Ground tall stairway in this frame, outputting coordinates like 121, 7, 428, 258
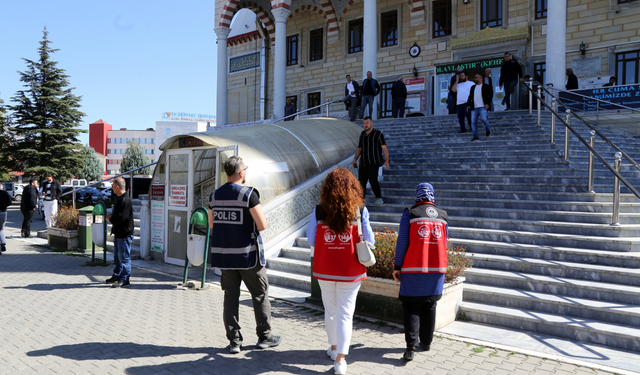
266, 110, 640, 352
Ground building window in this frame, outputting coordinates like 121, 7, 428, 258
286, 95, 298, 109
348, 19, 364, 54
616, 50, 640, 85
380, 11, 398, 48
534, 62, 546, 85
287, 35, 299, 66
433, 0, 452, 38
309, 28, 323, 62
619, 0, 638, 3
107, 149, 111, 154
307, 92, 321, 113
481, 0, 502, 29
535, 0, 547, 19
379, 82, 394, 118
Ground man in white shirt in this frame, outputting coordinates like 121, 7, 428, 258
344, 75, 360, 122
452, 71, 474, 133
466, 73, 492, 142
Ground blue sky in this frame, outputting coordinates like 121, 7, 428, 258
0, 0, 218, 146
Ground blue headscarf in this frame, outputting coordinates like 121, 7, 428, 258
415, 183, 435, 203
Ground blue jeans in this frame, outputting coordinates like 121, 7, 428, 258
359, 95, 375, 118
471, 107, 491, 138
0, 211, 6, 245
113, 234, 134, 282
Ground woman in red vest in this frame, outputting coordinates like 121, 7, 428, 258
308, 168, 375, 375
392, 183, 448, 361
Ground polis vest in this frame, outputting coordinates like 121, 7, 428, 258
401, 201, 448, 274
209, 183, 265, 270
312, 206, 367, 282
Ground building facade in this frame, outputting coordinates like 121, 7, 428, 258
106, 129, 157, 175
215, 0, 640, 123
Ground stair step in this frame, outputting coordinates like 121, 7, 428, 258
280, 246, 311, 261
266, 269, 311, 291
266, 257, 311, 274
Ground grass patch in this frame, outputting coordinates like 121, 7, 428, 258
466, 343, 472, 347
64, 251, 87, 257
82, 260, 111, 267
458, 312, 471, 322
471, 346, 485, 354
489, 350, 499, 357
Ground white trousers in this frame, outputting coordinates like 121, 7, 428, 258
318, 279, 361, 355
43, 200, 58, 227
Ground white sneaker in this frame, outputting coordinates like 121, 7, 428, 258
374, 198, 384, 204
327, 347, 337, 361
334, 361, 347, 375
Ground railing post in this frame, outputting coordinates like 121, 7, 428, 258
551, 98, 556, 143
130, 171, 134, 198
611, 152, 622, 226
325, 99, 330, 117
73, 191, 76, 209
536, 86, 542, 125
564, 109, 571, 160
588, 130, 596, 193
528, 81, 533, 115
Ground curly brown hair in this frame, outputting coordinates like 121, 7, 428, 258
319, 168, 364, 233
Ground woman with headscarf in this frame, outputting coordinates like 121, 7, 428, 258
392, 183, 448, 361
308, 168, 375, 375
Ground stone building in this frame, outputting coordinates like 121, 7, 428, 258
214, 0, 640, 124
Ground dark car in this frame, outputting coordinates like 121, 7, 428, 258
76, 187, 105, 204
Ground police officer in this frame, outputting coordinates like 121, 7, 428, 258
208, 155, 282, 354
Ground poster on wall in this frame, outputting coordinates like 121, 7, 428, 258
151, 201, 164, 253
169, 185, 187, 206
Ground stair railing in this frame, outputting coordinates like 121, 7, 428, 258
275, 99, 346, 122
523, 82, 640, 225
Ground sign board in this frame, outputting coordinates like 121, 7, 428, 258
79, 216, 92, 227
178, 137, 205, 148
405, 78, 425, 92
407, 91, 428, 112
229, 52, 260, 73
435, 57, 504, 75
161, 112, 216, 122
169, 184, 187, 206
151, 184, 165, 201
559, 84, 640, 112
150, 201, 164, 253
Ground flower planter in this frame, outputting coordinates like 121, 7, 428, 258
47, 227, 80, 251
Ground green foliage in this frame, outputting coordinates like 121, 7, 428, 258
121, 141, 152, 175
51, 206, 79, 230
7, 28, 86, 181
0, 98, 13, 177
76, 145, 104, 182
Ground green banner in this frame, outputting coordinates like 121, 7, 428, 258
436, 57, 503, 75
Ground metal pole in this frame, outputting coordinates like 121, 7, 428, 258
72, 191, 76, 209
129, 171, 134, 198
564, 110, 570, 160
611, 152, 622, 226
588, 130, 595, 193
325, 99, 330, 117
528, 81, 533, 115
536, 86, 542, 125
551, 98, 556, 143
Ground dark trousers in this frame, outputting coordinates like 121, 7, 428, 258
456, 104, 471, 132
503, 80, 518, 109
221, 263, 272, 345
21, 209, 35, 237
392, 99, 405, 118
347, 96, 358, 121
358, 164, 382, 199
401, 295, 441, 350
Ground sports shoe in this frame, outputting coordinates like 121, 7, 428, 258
486, 129, 491, 137
105, 276, 119, 284
229, 343, 241, 354
403, 350, 415, 361
327, 346, 337, 361
374, 198, 384, 204
111, 280, 130, 288
256, 335, 282, 349
471, 137, 479, 142
334, 360, 347, 375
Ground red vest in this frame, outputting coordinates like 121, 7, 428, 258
401, 202, 448, 274
312, 207, 367, 282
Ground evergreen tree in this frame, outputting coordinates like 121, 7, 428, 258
76, 145, 104, 182
121, 141, 152, 175
8, 28, 86, 182
0, 98, 12, 181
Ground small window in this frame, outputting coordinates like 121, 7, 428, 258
307, 92, 321, 113
107, 138, 111, 144
616, 50, 640, 85
534, 62, 546, 85
287, 35, 299, 66
348, 19, 364, 54
309, 28, 323, 62
380, 10, 398, 48
433, 0, 452, 38
619, 0, 638, 3
481, 0, 502, 29
535, 0, 547, 19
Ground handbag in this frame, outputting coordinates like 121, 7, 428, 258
355, 209, 376, 267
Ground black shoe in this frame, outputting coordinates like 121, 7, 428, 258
105, 276, 119, 284
471, 137, 479, 142
257, 335, 282, 349
111, 280, 130, 288
1, 244, 6, 252
420, 343, 431, 351
486, 129, 491, 137
403, 350, 415, 361
229, 343, 242, 354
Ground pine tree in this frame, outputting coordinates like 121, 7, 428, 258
8, 28, 86, 182
0, 98, 12, 181
121, 141, 152, 175
76, 145, 104, 182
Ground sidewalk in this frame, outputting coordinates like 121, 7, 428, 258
0, 227, 634, 374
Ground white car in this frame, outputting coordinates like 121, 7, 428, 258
14, 184, 26, 202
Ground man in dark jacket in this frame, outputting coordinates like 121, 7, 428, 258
359, 71, 381, 119
344, 74, 361, 122
0, 186, 11, 253
466, 73, 492, 141
566, 68, 579, 90
483, 68, 494, 111
20, 179, 39, 238
391, 76, 408, 118
499, 52, 523, 110
105, 177, 134, 288
283, 97, 296, 121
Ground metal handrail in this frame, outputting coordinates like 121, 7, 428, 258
276, 99, 345, 122
546, 85, 640, 114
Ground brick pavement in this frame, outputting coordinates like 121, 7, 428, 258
0, 236, 621, 375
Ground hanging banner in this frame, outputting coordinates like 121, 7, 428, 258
559, 84, 640, 112
151, 201, 164, 253
405, 78, 425, 92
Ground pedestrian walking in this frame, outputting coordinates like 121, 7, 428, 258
392, 183, 449, 361
20, 178, 39, 238
208, 155, 282, 354
452, 71, 473, 133
359, 71, 381, 119
41, 172, 62, 227
391, 76, 407, 118
0, 186, 11, 254
603, 76, 617, 87
352, 117, 389, 204
483, 68, 494, 111
284, 97, 297, 121
499, 52, 523, 110
344, 75, 361, 122
566, 68, 579, 90
466, 73, 492, 141
105, 177, 134, 288
307, 168, 375, 375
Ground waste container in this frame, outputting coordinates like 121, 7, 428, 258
78, 206, 94, 251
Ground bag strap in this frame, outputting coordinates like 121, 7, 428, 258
356, 208, 364, 240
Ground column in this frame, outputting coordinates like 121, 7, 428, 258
215, 26, 231, 126
545, 0, 567, 95
272, 8, 291, 120
362, 0, 378, 120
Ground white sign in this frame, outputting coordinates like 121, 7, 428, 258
151, 201, 164, 253
170, 185, 187, 206
162, 112, 216, 122
79, 215, 93, 227
405, 78, 425, 92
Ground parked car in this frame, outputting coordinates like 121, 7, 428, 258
13, 184, 26, 202
98, 187, 113, 200
1, 181, 15, 199
75, 187, 105, 204
37, 197, 44, 219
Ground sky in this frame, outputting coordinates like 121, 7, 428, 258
0, 0, 219, 146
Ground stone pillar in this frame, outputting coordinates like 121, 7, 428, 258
545, 0, 567, 94
362, 0, 378, 120
215, 26, 231, 125
272, 8, 291, 120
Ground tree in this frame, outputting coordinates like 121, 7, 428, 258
7, 28, 86, 182
121, 141, 152, 175
76, 145, 104, 182
0, 98, 13, 181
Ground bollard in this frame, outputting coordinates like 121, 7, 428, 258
588, 130, 596, 193
551, 98, 556, 143
325, 100, 330, 117
611, 152, 622, 226
536, 86, 542, 125
564, 110, 571, 160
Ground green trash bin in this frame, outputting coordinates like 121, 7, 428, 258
78, 206, 95, 251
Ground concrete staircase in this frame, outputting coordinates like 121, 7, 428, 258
266, 110, 640, 352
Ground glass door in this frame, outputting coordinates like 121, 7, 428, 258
215, 146, 238, 188
165, 150, 192, 265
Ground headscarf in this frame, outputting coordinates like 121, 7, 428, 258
414, 183, 435, 203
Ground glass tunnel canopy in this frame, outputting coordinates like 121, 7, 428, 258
153, 118, 362, 205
